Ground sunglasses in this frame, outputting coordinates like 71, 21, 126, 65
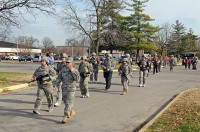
66, 62, 70, 64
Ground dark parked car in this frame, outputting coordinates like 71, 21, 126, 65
19, 56, 33, 62
118, 56, 127, 63
0, 55, 5, 61
73, 56, 81, 61
54, 54, 60, 61
98, 55, 106, 61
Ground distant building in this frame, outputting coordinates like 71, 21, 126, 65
0, 41, 42, 55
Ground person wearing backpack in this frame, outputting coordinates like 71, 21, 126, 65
78, 55, 93, 98
138, 55, 149, 87
118, 58, 131, 95
152, 53, 160, 74
101, 54, 116, 91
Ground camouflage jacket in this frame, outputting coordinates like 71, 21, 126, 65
101, 58, 116, 72
118, 64, 131, 77
56, 62, 66, 72
33, 65, 56, 85
56, 66, 79, 89
78, 61, 93, 75
89, 57, 100, 68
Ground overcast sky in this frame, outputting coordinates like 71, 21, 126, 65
12, 0, 200, 46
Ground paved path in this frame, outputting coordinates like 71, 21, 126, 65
0, 66, 200, 132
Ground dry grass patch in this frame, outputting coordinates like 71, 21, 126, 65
0, 72, 32, 88
146, 89, 200, 132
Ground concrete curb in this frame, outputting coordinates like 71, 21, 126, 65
139, 88, 199, 132
0, 83, 29, 94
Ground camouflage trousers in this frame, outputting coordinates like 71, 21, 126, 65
34, 84, 54, 110
55, 82, 62, 104
121, 76, 129, 91
62, 87, 76, 116
139, 70, 147, 85
90, 68, 99, 82
79, 76, 90, 96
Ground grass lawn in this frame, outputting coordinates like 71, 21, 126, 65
146, 89, 200, 132
0, 72, 32, 88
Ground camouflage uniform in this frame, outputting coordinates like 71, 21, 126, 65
33, 56, 56, 114
138, 56, 148, 87
56, 57, 79, 120
78, 56, 92, 98
89, 53, 100, 83
125, 53, 133, 85
54, 53, 68, 107
101, 54, 116, 90
169, 55, 175, 71
118, 58, 131, 95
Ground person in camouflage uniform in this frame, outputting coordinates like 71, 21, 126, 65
118, 58, 131, 95
78, 55, 92, 98
56, 57, 79, 123
54, 53, 68, 107
101, 54, 116, 90
32, 56, 56, 115
169, 55, 175, 71
89, 52, 100, 83
125, 53, 133, 85
138, 55, 148, 87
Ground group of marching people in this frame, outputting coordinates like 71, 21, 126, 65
183, 56, 198, 70
31, 51, 180, 123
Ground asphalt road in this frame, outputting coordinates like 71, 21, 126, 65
0, 61, 40, 73
0, 64, 200, 132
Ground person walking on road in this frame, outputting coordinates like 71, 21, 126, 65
32, 56, 56, 115
56, 57, 80, 123
152, 53, 160, 74
101, 54, 116, 90
54, 53, 68, 107
138, 55, 148, 87
89, 52, 100, 83
169, 55, 176, 71
118, 58, 132, 95
78, 55, 92, 98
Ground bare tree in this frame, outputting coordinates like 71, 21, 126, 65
0, 27, 12, 41
60, 0, 123, 55
15, 35, 39, 54
42, 37, 56, 53
156, 23, 172, 55
0, 0, 56, 28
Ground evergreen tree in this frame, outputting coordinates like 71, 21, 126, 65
171, 20, 186, 56
99, 0, 125, 53
182, 28, 199, 53
121, 0, 159, 58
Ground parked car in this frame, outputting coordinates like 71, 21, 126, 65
54, 54, 60, 61
0, 55, 5, 61
98, 55, 106, 61
5, 55, 10, 60
33, 55, 41, 62
9, 54, 19, 60
118, 56, 127, 63
73, 56, 81, 61
19, 56, 33, 62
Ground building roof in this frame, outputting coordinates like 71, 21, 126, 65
0, 41, 17, 48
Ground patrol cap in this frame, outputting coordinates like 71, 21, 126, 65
92, 52, 96, 56
66, 57, 73, 63
40, 56, 49, 63
122, 58, 128, 62
81, 55, 87, 60
107, 53, 112, 57
60, 53, 68, 58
